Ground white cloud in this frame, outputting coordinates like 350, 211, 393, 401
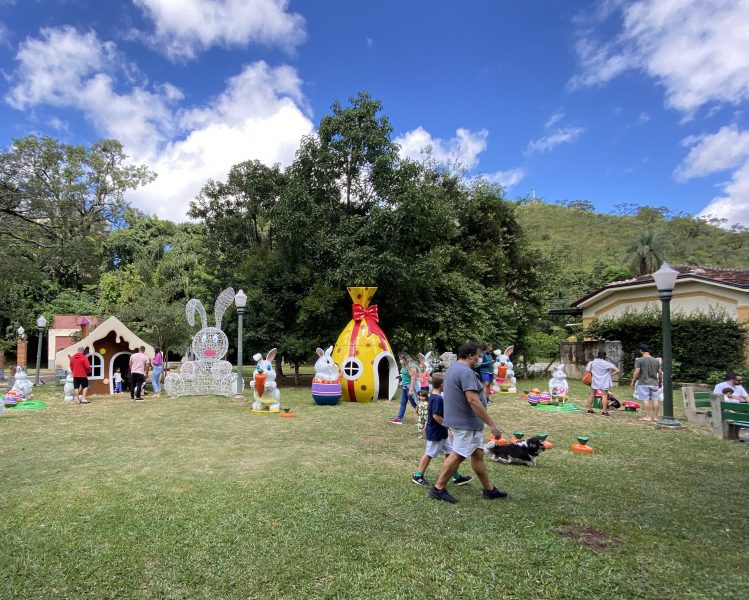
133, 0, 306, 61
571, 0, 749, 114
5, 27, 313, 220
526, 127, 585, 154
130, 62, 313, 220
6, 26, 171, 157
483, 168, 525, 188
395, 126, 488, 170
571, 0, 749, 226
545, 111, 564, 128
677, 126, 749, 226
0, 21, 9, 46
675, 126, 749, 181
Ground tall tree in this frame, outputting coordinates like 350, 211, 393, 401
625, 229, 672, 276
0, 135, 155, 288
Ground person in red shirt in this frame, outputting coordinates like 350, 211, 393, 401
69, 346, 92, 404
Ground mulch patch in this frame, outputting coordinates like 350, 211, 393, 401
558, 524, 618, 553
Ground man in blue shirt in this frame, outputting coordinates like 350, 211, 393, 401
428, 342, 507, 503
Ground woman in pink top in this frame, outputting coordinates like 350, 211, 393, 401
151, 346, 164, 398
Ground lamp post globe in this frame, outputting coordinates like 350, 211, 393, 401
233, 290, 247, 399
35, 315, 47, 385
653, 262, 681, 429
17, 326, 24, 338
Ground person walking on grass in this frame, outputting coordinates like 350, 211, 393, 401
630, 343, 662, 422
412, 372, 472, 489
428, 342, 506, 503
585, 350, 620, 416
129, 346, 150, 402
69, 346, 91, 404
389, 352, 419, 425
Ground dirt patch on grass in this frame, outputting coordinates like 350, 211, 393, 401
558, 524, 618, 553
361, 436, 383, 445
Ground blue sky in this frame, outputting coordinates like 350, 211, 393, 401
2, 0, 748, 225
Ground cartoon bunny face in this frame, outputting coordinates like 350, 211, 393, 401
191, 326, 229, 362
315, 346, 339, 380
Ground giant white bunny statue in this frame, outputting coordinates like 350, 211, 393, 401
548, 364, 569, 402
164, 288, 239, 397
11, 366, 33, 399
250, 348, 281, 412
493, 346, 517, 393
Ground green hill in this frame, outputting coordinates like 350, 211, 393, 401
515, 202, 749, 304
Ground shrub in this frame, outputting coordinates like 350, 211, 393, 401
586, 307, 746, 383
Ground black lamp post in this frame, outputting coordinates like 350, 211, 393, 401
35, 315, 47, 385
653, 263, 681, 428
233, 289, 247, 400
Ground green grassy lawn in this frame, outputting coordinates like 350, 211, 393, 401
1, 378, 748, 599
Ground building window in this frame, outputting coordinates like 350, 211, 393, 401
89, 352, 104, 379
341, 357, 363, 381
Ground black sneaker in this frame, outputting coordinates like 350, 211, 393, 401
483, 487, 508, 500
412, 475, 430, 487
453, 475, 473, 486
428, 486, 458, 503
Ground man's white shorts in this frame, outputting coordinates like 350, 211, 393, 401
636, 384, 660, 402
424, 437, 453, 458
450, 428, 485, 458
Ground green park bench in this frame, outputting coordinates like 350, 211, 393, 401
709, 395, 749, 440
681, 386, 712, 427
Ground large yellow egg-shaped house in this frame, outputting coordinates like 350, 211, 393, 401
333, 287, 399, 402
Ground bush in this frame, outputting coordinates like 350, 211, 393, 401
586, 307, 746, 383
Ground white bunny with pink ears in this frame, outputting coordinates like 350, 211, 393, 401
250, 348, 281, 412
314, 346, 340, 382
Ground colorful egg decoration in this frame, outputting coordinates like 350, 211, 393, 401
539, 391, 552, 404
333, 287, 398, 403
311, 379, 343, 406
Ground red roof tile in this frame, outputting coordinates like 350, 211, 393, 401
572, 266, 749, 307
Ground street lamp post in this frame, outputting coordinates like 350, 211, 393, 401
233, 289, 247, 400
35, 315, 47, 385
17, 326, 27, 373
653, 262, 681, 429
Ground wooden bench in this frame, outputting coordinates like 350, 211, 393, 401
681, 386, 712, 427
710, 395, 749, 440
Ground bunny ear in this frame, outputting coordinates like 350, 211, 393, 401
425, 351, 432, 362
252, 353, 263, 362
186, 299, 208, 329
325, 346, 333, 357
504, 345, 514, 357
214, 287, 235, 328
266, 348, 277, 362
316, 347, 324, 358
418, 353, 425, 362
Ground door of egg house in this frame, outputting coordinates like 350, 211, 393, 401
374, 352, 398, 400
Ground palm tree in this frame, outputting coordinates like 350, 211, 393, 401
625, 229, 672, 276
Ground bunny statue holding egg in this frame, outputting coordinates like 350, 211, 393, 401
311, 346, 342, 405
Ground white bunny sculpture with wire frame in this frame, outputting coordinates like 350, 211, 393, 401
164, 288, 239, 397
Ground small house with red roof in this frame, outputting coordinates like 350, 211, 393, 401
570, 267, 749, 329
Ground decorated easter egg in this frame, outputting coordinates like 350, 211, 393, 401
311, 380, 343, 406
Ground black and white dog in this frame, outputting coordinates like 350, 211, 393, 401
484, 436, 546, 467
